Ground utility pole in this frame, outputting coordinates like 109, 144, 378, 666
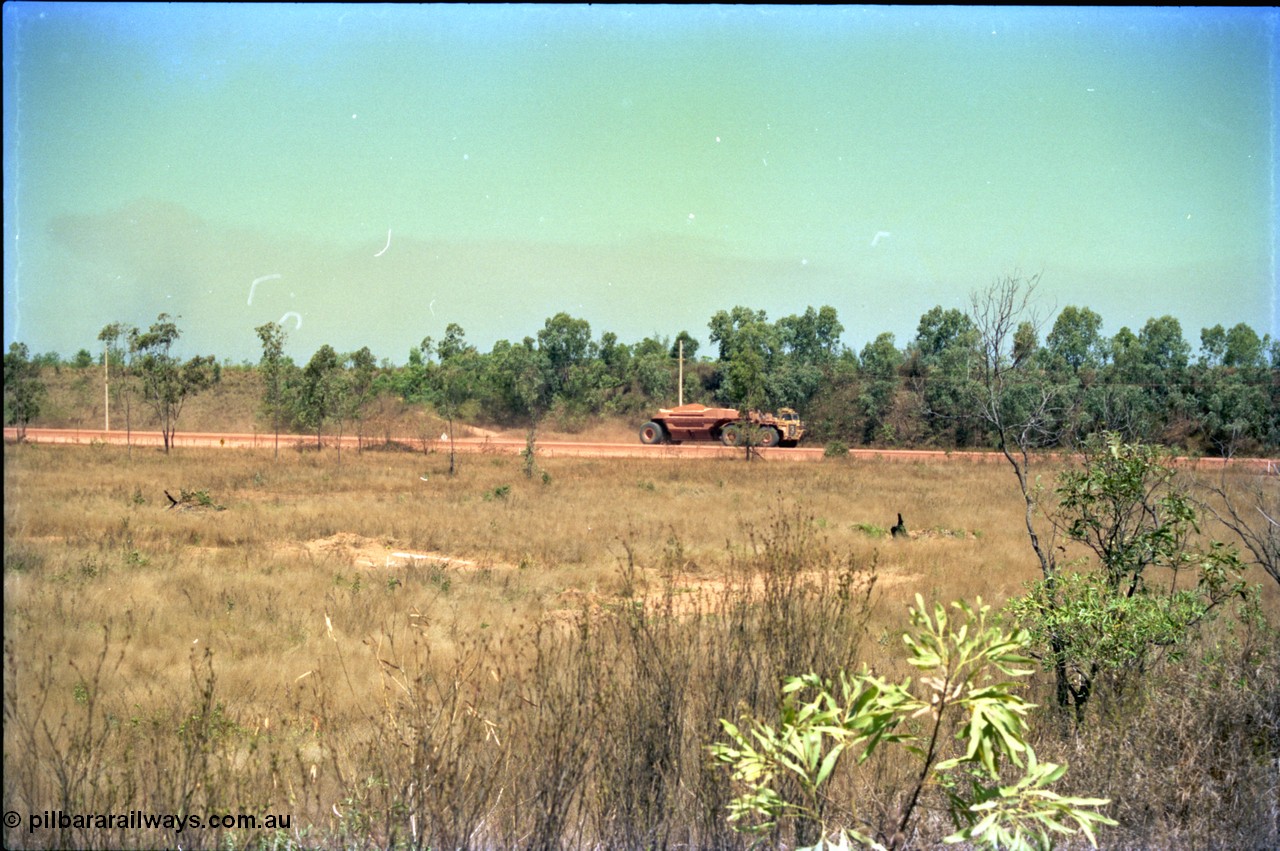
678, 338, 684, 406
103, 344, 110, 431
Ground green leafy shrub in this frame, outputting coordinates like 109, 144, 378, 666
708, 595, 1115, 850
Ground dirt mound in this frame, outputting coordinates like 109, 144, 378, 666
295, 533, 488, 570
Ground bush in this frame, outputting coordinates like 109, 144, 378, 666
709, 595, 1116, 850
824, 440, 850, 458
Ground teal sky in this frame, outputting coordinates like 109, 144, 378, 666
4, 4, 1276, 364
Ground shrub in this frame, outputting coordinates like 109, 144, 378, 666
709, 595, 1115, 850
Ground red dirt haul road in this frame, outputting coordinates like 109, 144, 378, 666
5, 427, 1278, 472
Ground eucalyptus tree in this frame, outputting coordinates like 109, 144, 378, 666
129, 314, 218, 454
434, 327, 479, 476
254, 321, 290, 458
346, 346, 378, 451
708, 306, 776, 410
296, 344, 343, 451
857, 332, 902, 443
910, 304, 980, 445
3, 342, 45, 441
1045, 305, 1105, 375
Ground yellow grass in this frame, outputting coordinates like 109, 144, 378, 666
4, 441, 1277, 849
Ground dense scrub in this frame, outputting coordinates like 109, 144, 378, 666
7, 296, 1280, 456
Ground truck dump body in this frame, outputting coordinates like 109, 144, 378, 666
653, 404, 741, 443
638, 404, 806, 447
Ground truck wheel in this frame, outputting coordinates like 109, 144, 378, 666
758, 426, 781, 447
720, 425, 742, 447
639, 421, 666, 444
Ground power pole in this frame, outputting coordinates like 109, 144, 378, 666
678, 338, 684, 406
103, 345, 110, 431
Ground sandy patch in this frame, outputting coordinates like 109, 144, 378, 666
294, 532, 501, 571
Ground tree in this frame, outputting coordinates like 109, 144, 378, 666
1088, 336, 1159, 443
858, 333, 902, 444
434, 344, 481, 476
437, 323, 474, 363
1138, 315, 1190, 375
670, 330, 700, 362
1223, 323, 1265, 368
1046, 306, 1105, 374
631, 335, 675, 405
776, 305, 844, 366
968, 275, 1092, 711
3, 342, 45, 441
969, 276, 1065, 574
295, 344, 343, 450
537, 313, 594, 399
1199, 472, 1280, 589
709, 307, 777, 410
129, 314, 218, 453
1193, 366, 1268, 457
1007, 434, 1247, 723
346, 346, 378, 451
255, 322, 289, 458
1199, 324, 1229, 368
910, 305, 980, 445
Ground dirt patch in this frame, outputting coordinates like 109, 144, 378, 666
541, 567, 917, 628
907, 527, 980, 541
294, 532, 502, 571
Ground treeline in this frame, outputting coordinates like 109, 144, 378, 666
6, 291, 1280, 456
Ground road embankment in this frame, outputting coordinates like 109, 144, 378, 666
5, 427, 1277, 472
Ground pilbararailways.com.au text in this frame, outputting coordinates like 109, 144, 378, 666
16, 809, 291, 834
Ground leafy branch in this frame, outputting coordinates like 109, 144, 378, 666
708, 595, 1115, 850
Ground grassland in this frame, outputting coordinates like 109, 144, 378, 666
4, 441, 1278, 849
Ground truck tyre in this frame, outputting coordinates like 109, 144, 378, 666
758, 426, 781, 447
720, 425, 742, 447
639, 421, 666, 445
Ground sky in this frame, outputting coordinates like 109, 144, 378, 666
3, 4, 1277, 365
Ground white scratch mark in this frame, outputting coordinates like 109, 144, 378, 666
280, 311, 302, 330
429, 299, 436, 316
374, 229, 392, 258
871, 231, 892, 247
248, 273, 282, 305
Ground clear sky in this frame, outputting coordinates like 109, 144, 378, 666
4, 4, 1276, 364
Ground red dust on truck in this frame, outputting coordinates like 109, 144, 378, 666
638, 404, 806, 448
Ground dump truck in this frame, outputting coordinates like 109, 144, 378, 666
638, 404, 806, 447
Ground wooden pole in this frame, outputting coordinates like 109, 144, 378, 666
678, 338, 684, 406
103, 345, 110, 431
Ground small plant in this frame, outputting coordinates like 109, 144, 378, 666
122, 548, 149, 569
167, 488, 226, 511
484, 484, 512, 502
522, 426, 539, 479
708, 594, 1115, 850
825, 440, 850, 458
852, 522, 887, 538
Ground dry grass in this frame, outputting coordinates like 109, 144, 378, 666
4, 442, 1278, 849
